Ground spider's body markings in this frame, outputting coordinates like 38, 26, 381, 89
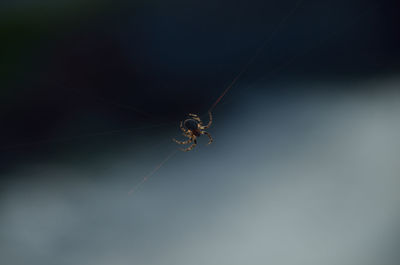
184, 119, 201, 136
173, 112, 213, 152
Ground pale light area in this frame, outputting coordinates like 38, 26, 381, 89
1, 78, 400, 265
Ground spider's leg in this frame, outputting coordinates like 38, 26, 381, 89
181, 138, 197, 152
173, 137, 193, 145
201, 112, 212, 129
174, 131, 193, 145
180, 121, 186, 132
189, 113, 202, 123
202, 131, 213, 145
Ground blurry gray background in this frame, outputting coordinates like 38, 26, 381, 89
1, 0, 400, 264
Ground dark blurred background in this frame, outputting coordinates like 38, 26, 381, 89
1, 1, 400, 264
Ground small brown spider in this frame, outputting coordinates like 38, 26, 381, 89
173, 112, 213, 152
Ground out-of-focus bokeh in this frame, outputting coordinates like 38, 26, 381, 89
1, 1, 400, 265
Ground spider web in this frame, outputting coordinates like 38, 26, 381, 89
128, 0, 381, 194
128, 0, 307, 194
4, 0, 379, 193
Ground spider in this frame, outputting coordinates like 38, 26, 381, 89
173, 112, 213, 151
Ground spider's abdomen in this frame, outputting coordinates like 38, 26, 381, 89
184, 119, 199, 131
184, 119, 200, 136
